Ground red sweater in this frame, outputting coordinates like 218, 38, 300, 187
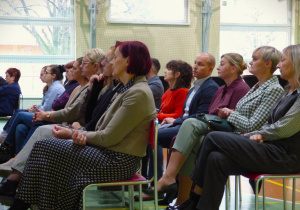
157, 88, 189, 121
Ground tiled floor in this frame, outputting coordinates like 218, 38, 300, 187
1, 176, 300, 210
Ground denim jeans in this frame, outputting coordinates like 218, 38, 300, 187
4, 111, 34, 154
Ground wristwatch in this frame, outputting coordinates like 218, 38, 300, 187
46, 112, 51, 120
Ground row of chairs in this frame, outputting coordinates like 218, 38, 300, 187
82, 118, 300, 209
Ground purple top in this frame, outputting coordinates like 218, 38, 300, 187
208, 77, 250, 115
51, 80, 79, 111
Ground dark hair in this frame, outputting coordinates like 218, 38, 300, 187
64, 61, 75, 69
48, 65, 65, 81
6, 68, 21, 82
76, 57, 83, 66
151, 58, 161, 72
115, 41, 152, 76
166, 60, 193, 89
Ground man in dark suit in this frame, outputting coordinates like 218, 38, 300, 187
140, 53, 219, 201
158, 53, 219, 148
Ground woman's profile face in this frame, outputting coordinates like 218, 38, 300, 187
217, 57, 234, 80
80, 56, 96, 79
102, 49, 114, 77
72, 61, 82, 81
277, 52, 294, 81
40, 68, 46, 83
65, 68, 74, 81
249, 50, 267, 76
164, 68, 176, 83
5, 73, 14, 84
111, 47, 128, 80
44, 67, 55, 83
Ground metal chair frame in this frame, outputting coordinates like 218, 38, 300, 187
82, 119, 159, 210
230, 173, 300, 210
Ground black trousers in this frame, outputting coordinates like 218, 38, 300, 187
191, 131, 300, 210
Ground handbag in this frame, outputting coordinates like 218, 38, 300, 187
196, 113, 234, 132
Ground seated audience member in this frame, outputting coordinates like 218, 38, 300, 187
0, 65, 65, 163
0, 48, 106, 164
0, 46, 116, 187
73, 46, 120, 132
141, 58, 164, 188
156, 60, 193, 122
146, 58, 164, 109
158, 53, 218, 149
51, 61, 79, 111
144, 46, 285, 208
2, 41, 156, 210
0, 67, 47, 142
141, 53, 218, 201
0, 68, 22, 116
143, 53, 250, 206
181, 44, 300, 210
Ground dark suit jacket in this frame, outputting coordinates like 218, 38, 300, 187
0, 82, 21, 116
173, 77, 219, 126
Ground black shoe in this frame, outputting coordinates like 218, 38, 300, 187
0, 178, 18, 197
158, 190, 178, 206
165, 205, 179, 210
143, 183, 177, 203
0, 142, 14, 164
8, 198, 30, 210
177, 191, 200, 210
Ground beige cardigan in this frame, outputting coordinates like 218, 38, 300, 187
52, 83, 89, 126
82, 76, 156, 157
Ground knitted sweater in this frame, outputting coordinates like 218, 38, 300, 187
156, 88, 189, 121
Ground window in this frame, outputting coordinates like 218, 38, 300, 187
109, 0, 189, 25
220, 0, 291, 75
0, 0, 75, 97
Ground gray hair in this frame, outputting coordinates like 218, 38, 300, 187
253, 46, 281, 73
282, 44, 300, 86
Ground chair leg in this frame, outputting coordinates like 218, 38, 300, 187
138, 184, 143, 210
283, 178, 287, 210
235, 175, 239, 210
255, 179, 261, 210
239, 175, 242, 202
128, 185, 135, 210
263, 178, 266, 210
225, 179, 229, 210
122, 185, 126, 207
292, 178, 296, 210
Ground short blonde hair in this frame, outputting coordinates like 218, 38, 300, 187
84, 48, 105, 64
253, 46, 281, 73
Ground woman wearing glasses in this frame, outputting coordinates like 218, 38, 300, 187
0, 65, 65, 163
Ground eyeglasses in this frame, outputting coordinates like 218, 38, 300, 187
44, 71, 53, 75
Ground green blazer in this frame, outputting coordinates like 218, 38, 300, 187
83, 76, 156, 157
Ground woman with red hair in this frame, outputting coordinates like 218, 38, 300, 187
6, 41, 156, 210
0, 68, 22, 116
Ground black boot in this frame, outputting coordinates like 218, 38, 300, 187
0, 178, 18, 197
0, 142, 14, 164
8, 198, 30, 210
177, 191, 200, 210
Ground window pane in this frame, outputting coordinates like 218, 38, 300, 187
221, 0, 288, 24
0, 0, 71, 18
0, 63, 58, 98
110, 0, 188, 25
0, 24, 72, 56
220, 29, 289, 75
